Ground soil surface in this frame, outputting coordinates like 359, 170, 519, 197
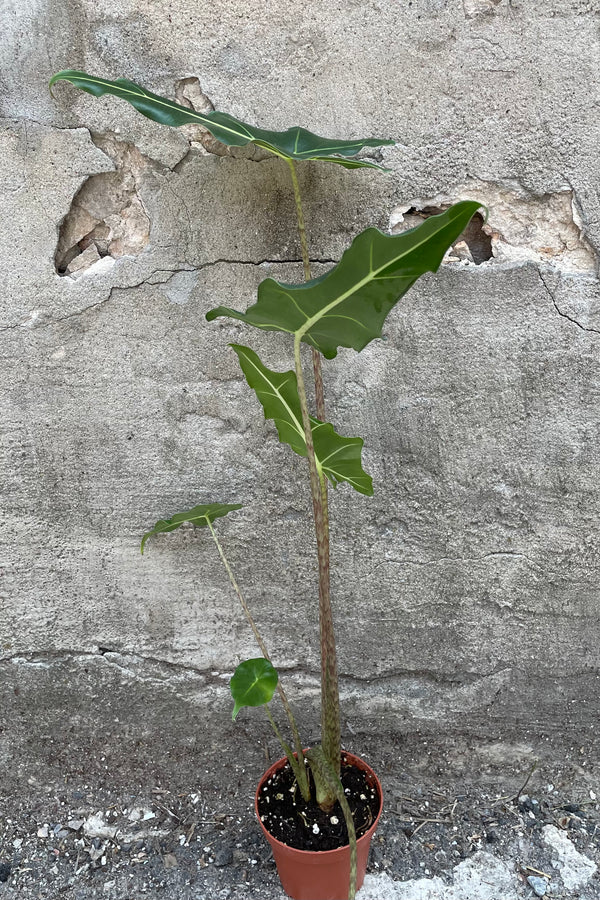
257, 754, 381, 850
0, 726, 598, 899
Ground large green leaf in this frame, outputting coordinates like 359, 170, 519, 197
230, 658, 278, 720
49, 70, 394, 170
141, 502, 242, 554
208, 202, 483, 359
231, 344, 372, 496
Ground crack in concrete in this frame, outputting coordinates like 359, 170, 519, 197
0, 270, 181, 334
338, 665, 512, 688
0, 648, 510, 689
184, 256, 337, 269
3, 115, 96, 135
537, 268, 600, 336
0, 258, 336, 333
379, 551, 538, 569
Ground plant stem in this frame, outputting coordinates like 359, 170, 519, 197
306, 747, 357, 900
288, 159, 340, 786
264, 705, 308, 790
293, 335, 341, 784
206, 519, 310, 800
286, 159, 326, 424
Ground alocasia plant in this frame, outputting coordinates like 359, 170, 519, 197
51, 69, 482, 900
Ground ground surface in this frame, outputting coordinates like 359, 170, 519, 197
1, 728, 598, 900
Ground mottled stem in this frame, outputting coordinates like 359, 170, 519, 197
286, 159, 326, 423
207, 520, 310, 800
288, 159, 340, 786
293, 335, 341, 787
306, 747, 357, 900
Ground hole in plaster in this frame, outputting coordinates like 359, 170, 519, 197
391, 181, 597, 272
393, 206, 493, 265
55, 134, 153, 277
462, 0, 502, 18
174, 77, 226, 157
174, 77, 271, 162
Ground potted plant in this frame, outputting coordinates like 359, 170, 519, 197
50, 70, 482, 900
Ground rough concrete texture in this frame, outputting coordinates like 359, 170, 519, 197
2, 0, 600, 896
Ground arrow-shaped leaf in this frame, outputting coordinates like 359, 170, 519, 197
231, 344, 372, 496
141, 502, 242, 554
208, 202, 483, 359
49, 70, 394, 170
231, 658, 279, 720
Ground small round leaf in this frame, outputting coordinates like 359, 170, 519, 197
230, 658, 278, 721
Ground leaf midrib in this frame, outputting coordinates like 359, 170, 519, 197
58, 75, 379, 160
239, 672, 264, 702
68, 74, 260, 144
238, 348, 354, 481
237, 348, 306, 444
296, 218, 464, 341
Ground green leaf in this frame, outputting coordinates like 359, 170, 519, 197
49, 70, 394, 169
208, 202, 484, 359
140, 502, 242, 554
230, 344, 372, 496
230, 658, 278, 720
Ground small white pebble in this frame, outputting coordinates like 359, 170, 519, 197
330, 816, 339, 825
591, 790, 597, 800
312, 824, 320, 834
344, 788, 350, 795
360, 794, 366, 800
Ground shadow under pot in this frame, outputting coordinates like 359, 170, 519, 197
255, 750, 383, 900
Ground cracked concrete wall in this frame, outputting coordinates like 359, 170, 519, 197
2, 0, 600, 781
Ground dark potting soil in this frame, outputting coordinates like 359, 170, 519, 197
257, 754, 381, 851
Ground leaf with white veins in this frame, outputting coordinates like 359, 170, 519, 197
141, 502, 242, 554
49, 70, 394, 170
231, 344, 372, 496
231, 658, 278, 721
207, 202, 484, 359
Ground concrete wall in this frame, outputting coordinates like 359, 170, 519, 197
2, 0, 599, 779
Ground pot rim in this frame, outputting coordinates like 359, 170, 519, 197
254, 748, 383, 857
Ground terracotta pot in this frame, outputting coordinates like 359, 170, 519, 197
255, 750, 383, 900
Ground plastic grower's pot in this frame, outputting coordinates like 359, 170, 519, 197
255, 751, 383, 900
